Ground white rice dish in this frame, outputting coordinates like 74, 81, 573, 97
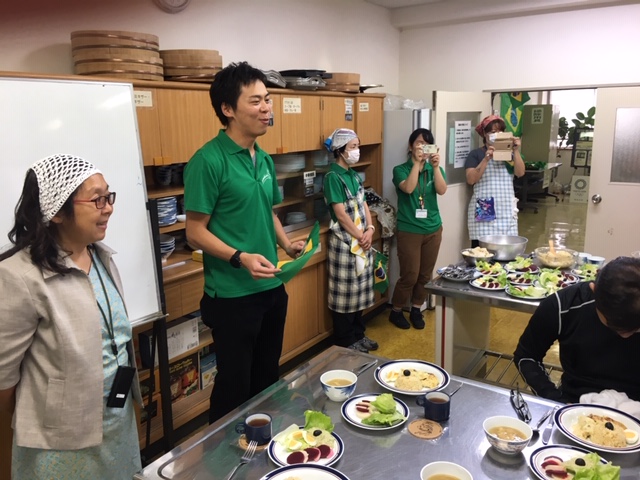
571, 414, 627, 448
386, 368, 439, 391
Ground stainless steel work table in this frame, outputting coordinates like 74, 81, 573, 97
425, 273, 541, 376
135, 346, 640, 480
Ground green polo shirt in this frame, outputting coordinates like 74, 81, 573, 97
184, 129, 282, 298
323, 163, 362, 222
393, 158, 446, 234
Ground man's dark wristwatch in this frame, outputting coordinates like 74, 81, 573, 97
230, 250, 244, 268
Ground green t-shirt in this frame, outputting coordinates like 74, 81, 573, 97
392, 158, 446, 234
183, 129, 282, 298
323, 163, 362, 222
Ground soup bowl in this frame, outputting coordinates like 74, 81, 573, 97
420, 461, 473, 480
320, 369, 357, 402
482, 415, 532, 455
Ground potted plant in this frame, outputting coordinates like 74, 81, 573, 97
560, 106, 596, 147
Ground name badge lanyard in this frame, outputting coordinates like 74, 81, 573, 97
91, 249, 119, 365
418, 169, 429, 210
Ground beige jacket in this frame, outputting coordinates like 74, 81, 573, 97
0, 243, 142, 450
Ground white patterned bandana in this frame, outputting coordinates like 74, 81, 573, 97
30, 154, 101, 222
324, 128, 358, 152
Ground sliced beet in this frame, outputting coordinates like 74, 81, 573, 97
545, 465, 568, 478
543, 455, 563, 464
541, 458, 562, 468
286, 451, 308, 465
317, 444, 334, 459
304, 447, 321, 462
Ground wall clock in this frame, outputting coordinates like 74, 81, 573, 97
153, 0, 190, 14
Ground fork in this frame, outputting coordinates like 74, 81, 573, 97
224, 440, 257, 480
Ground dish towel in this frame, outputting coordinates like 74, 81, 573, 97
351, 207, 368, 276
579, 389, 640, 419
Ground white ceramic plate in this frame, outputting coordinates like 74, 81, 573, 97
260, 464, 350, 480
469, 278, 507, 291
341, 393, 410, 431
268, 428, 343, 468
571, 267, 599, 280
474, 267, 506, 277
374, 359, 449, 396
505, 264, 540, 275
506, 273, 536, 285
555, 404, 640, 453
505, 285, 549, 300
529, 444, 608, 480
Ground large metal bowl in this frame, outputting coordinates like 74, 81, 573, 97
478, 235, 528, 261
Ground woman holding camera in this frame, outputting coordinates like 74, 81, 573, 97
388, 128, 447, 330
465, 114, 524, 248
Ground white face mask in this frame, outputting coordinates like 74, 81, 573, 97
343, 149, 360, 165
486, 133, 497, 144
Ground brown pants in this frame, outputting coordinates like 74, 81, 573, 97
391, 227, 443, 308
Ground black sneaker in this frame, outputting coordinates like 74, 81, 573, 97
360, 336, 379, 351
348, 340, 369, 353
410, 308, 425, 329
389, 309, 410, 329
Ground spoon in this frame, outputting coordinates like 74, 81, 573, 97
529, 408, 554, 444
548, 239, 556, 256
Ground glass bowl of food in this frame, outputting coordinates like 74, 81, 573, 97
534, 247, 578, 269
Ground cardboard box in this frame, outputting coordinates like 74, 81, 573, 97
139, 316, 200, 368
492, 132, 514, 161
200, 353, 217, 390
168, 352, 200, 403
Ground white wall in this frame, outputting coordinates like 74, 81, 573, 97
398, 4, 640, 102
0, 0, 400, 94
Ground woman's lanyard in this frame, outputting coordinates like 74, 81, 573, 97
90, 248, 119, 364
418, 168, 429, 210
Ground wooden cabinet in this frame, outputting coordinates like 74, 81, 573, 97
321, 95, 357, 142
356, 96, 384, 145
134, 86, 222, 166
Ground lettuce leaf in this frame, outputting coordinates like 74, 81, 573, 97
362, 410, 405, 426
565, 453, 621, 480
304, 410, 334, 433
369, 393, 397, 414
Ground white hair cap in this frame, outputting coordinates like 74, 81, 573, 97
324, 128, 358, 152
30, 154, 101, 222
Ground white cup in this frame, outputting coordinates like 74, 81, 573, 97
320, 370, 357, 402
420, 461, 473, 480
587, 255, 605, 266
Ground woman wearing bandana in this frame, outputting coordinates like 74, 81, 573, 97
465, 115, 525, 247
323, 128, 377, 353
0, 155, 141, 479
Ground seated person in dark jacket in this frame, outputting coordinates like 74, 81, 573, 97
514, 256, 640, 404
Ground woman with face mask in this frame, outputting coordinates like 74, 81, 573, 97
323, 128, 377, 353
388, 128, 447, 330
465, 115, 525, 247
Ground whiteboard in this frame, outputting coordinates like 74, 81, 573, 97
0, 76, 162, 327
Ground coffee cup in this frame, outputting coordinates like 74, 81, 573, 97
320, 369, 357, 402
235, 412, 272, 445
416, 391, 451, 422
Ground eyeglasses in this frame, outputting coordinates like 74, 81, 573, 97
73, 192, 116, 209
510, 385, 531, 423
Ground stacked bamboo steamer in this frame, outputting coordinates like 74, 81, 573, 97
321, 72, 361, 93
160, 49, 222, 83
71, 30, 163, 81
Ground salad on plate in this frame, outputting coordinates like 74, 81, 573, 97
506, 284, 549, 300
475, 260, 506, 276
505, 256, 540, 274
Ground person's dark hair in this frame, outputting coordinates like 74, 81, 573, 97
332, 145, 348, 159
209, 61, 267, 127
594, 256, 640, 332
482, 119, 506, 145
0, 169, 76, 274
409, 128, 435, 147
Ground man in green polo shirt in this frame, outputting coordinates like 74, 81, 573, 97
184, 61, 304, 424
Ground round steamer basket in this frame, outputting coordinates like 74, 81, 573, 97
165, 74, 218, 83
163, 66, 221, 77
73, 63, 164, 81
72, 47, 162, 63
71, 30, 160, 51
160, 49, 222, 66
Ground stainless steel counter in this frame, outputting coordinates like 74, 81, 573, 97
425, 273, 540, 376
135, 346, 640, 480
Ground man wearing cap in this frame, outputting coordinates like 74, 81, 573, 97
464, 115, 524, 248
184, 62, 305, 424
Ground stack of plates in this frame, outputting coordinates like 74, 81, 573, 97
312, 150, 330, 167
273, 154, 305, 173
159, 233, 176, 261
155, 165, 172, 186
285, 211, 307, 225
157, 196, 177, 226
